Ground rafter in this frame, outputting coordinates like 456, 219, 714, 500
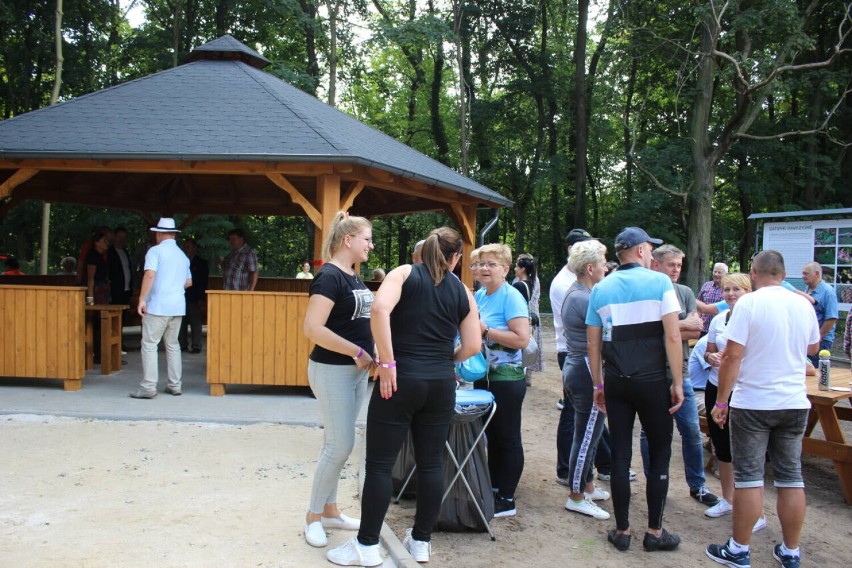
266, 173, 322, 226
0, 168, 39, 199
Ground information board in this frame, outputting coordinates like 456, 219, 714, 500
763, 219, 852, 311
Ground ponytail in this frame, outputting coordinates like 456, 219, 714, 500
421, 227, 463, 286
320, 211, 371, 262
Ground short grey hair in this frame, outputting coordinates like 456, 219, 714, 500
803, 261, 822, 274
652, 244, 684, 262
568, 240, 607, 275
713, 262, 729, 273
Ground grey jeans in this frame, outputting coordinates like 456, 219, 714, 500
139, 314, 183, 392
307, 360, 369, 513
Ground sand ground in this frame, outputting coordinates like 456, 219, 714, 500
1, 321, 851, 567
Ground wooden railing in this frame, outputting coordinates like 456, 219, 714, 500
0, 285, 86, 389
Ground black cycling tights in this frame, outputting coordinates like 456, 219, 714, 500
604, 377, 673, 531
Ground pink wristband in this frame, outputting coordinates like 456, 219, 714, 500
714, 402, 728, 409
593, 383, 604, 391
354, 347, 364, 360
379, 361, 397, 368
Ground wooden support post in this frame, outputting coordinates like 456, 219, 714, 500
313, 175, 341, 263
340, 181, 365, 212
445, 204, 477, 287
267, 173, 322, 226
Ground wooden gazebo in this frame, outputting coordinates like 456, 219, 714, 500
0, 35, 510, 394
0, 34, 510, 282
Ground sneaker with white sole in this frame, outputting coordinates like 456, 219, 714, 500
565, 497, 610, 519
597, 469, 637, 481
706, 538, 751, 567
556, 398, 565, 410
326, 536, 382, 567
403, 528, 431, 563
752, 516, 767, 533
304, 520, 327, 547
321, 513, 360, 530
584, 487, 610, 501
705, 498, 734, 518
493, 496, 517, 518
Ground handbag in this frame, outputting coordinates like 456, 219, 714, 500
522, 335, 539, 367
456, 351, 488, 382
518, 280, 540, 367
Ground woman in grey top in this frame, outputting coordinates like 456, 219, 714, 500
561, 239, 612, 520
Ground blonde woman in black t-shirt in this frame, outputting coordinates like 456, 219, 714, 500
303, 212, 375, 549
327, 227, 481, 566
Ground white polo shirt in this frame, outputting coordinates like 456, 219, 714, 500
143, 239, 191, 317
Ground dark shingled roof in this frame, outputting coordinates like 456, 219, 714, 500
0, 35, 511, 208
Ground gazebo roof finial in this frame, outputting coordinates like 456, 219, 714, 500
184, 34, 270, 69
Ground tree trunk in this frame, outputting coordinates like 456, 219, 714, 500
685, 9, 718, 290
623, 54, 637, 203
326, 0, 339, 106
41, 0, 64, 275
428, 0, 449, 166
736, 152, 754, 269
298, 0, 320, 94
573, 0, 588, 229
215, 1, 229, 37
172, 0, 185, 68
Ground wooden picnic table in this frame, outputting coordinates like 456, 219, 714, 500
804, 367, 852, 504
84, 304, 128, 375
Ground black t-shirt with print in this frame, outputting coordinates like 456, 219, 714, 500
308, 263, 374, 365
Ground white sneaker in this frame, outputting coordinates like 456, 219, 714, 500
704, 498, 733, 518
321, 513, 360, 530
584, 487, 610, 501
403, 528, 431, 563
752, 516, 767, 533
565, 498, 610, 520
326, 536, 382, 566
304, 520, 327, 547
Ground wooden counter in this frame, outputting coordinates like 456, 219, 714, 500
0, 285, 86, 390
206, 290, 312, 395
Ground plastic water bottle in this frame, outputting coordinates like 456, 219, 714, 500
818, 349, 831, 391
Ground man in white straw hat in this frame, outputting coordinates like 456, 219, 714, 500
130, 217, 192, 399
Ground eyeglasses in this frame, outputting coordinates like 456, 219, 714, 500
476, 261, 502, 269
351, 235, 373, 244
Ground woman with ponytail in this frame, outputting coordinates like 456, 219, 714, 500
327, 227, 481, 566
303, 212, 375, 549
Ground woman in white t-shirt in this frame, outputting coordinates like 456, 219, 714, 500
703, 273, 763, 528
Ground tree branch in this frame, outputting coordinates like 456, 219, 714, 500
626, 92, 689, 198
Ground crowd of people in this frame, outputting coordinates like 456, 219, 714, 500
298, 217, 843, 567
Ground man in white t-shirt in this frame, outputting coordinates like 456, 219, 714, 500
706, 250, 819, 568
130, 218, 193, 399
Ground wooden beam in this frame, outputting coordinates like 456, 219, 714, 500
366, 167, 394, 183
0, 168, 39, 199
340, 181, 365, 212
266, 173, 322, 226
0, 159, 336, 176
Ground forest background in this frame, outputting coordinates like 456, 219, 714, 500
1, 0, 850, 303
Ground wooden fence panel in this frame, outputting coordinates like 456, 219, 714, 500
206, 291, 311, 395
0, 285, 85, 389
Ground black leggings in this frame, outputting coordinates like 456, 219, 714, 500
474, 378, 526, 499
358, 379, 456, 546
605, 377, 673, 531
705, 382, 732, 462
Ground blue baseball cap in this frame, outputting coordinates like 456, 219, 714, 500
614, 227, 663, 251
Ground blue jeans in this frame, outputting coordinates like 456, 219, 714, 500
640, 377, 706, 490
